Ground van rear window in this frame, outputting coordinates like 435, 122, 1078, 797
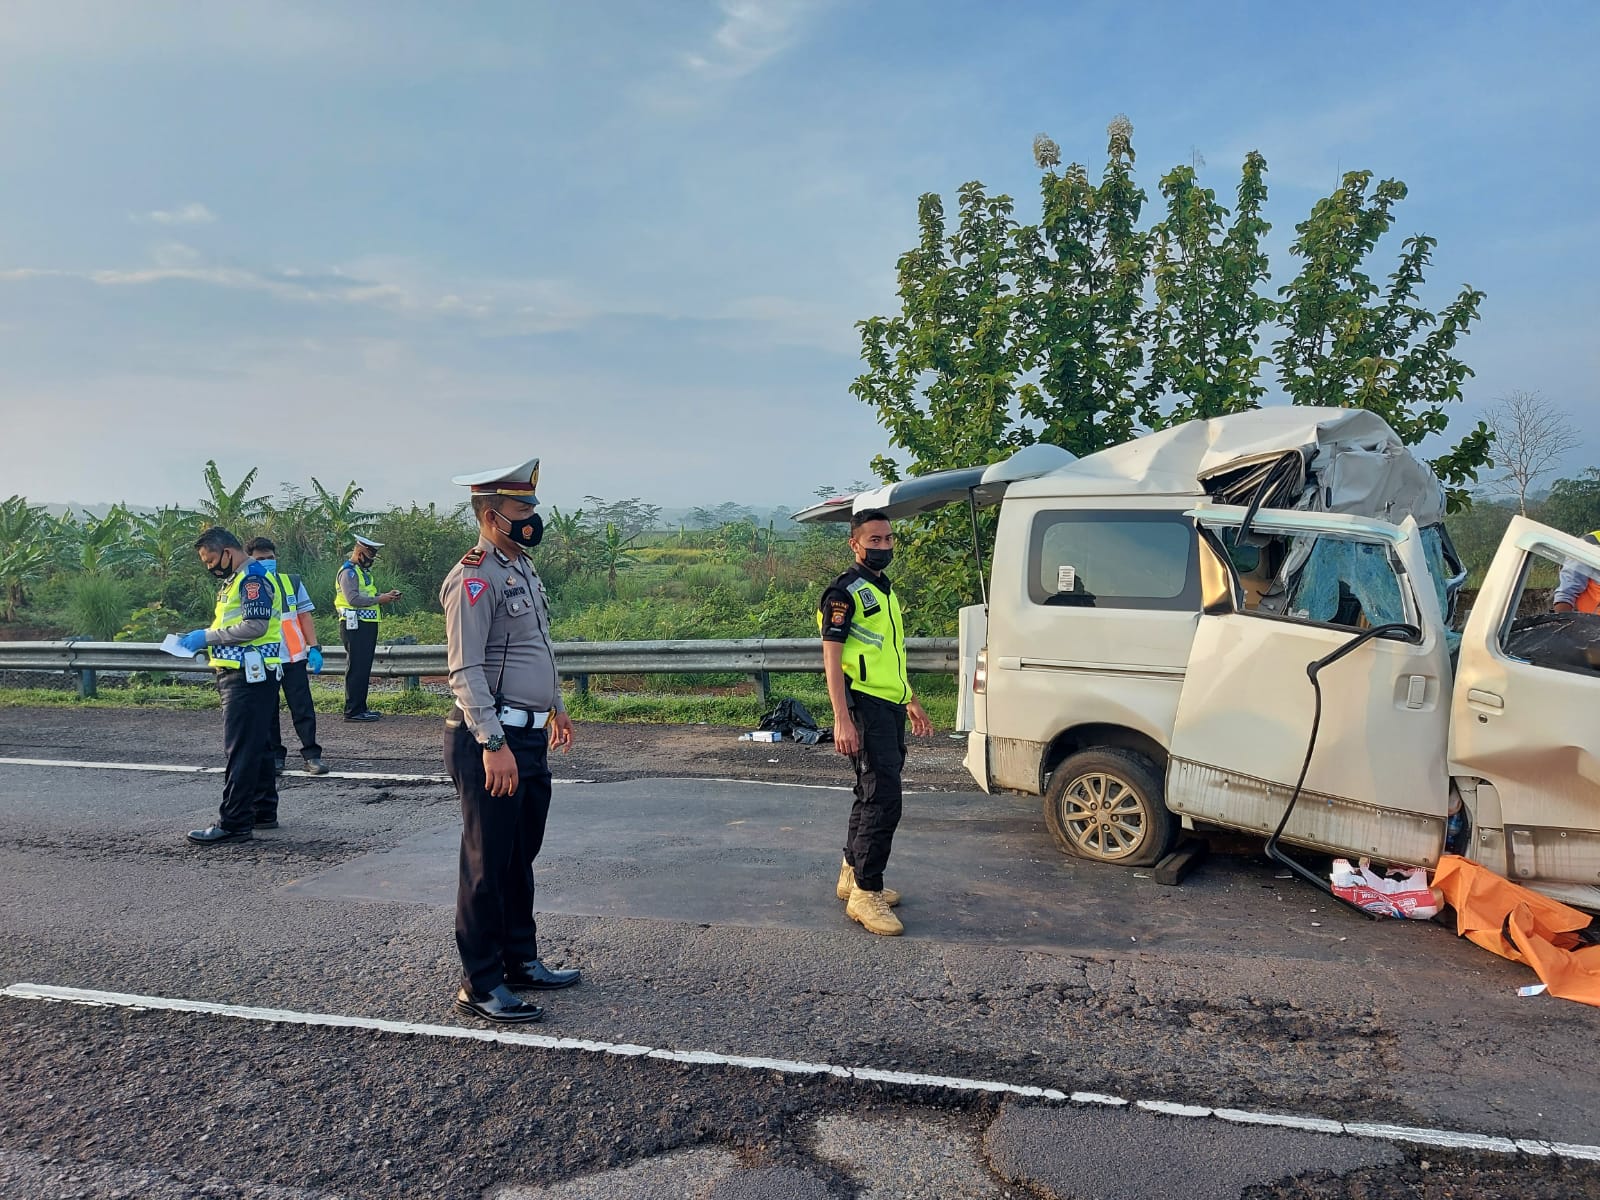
1028, 512, 1198, 610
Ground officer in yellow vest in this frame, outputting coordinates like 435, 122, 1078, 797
178, 526, 286, 845
819, 509, 932, 936
335, 534, 401, 721
1552, 531, 1600, 614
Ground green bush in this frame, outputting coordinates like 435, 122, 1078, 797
66, 576, 132, 640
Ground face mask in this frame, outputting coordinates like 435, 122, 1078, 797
255, 558, 277, 573
492, 509, 544, 548
862, 547, 894, 572
208, 558, 233, 580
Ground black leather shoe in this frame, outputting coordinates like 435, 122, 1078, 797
186, 825, 252, 845
303, 757, 329, 776
344, 712, 380, 722
505, 960, 581, 990
454, 985, 544, 1023
361, 710, 383, 721
254, 818, 279, 830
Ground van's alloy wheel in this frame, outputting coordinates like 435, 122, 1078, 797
1043, 747, 1176, 867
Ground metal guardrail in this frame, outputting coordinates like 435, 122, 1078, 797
0, 638, 960, 701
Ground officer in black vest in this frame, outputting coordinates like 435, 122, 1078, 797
441, 457, 580, 1023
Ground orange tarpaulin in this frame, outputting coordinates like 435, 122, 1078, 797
1432, 854, 1600, 1007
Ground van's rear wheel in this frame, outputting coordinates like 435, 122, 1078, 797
1043, 748, 1175, 867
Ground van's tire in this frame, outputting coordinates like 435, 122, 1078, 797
1043, 748, 1176, 867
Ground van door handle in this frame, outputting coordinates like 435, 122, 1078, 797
996, 656, 1021, 670
1467, 688, 1504, 710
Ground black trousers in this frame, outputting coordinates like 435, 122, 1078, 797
446, 721, 553, 996
340, 620, 378, 717
843, 691, 907, 892
269, 659, 322, 765
216, 667, 280, 831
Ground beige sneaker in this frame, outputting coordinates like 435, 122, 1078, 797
836, 858, 900, 906
846, 884, 905, 936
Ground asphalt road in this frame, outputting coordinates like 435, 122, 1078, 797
2, 708, 1599, 1199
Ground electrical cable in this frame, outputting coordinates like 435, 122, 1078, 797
1264, 621, 1424, 919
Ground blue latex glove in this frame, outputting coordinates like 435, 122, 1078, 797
178, 629, 209, 653
307, 646, 324, 674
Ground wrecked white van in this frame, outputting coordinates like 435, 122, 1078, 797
798, 407, 1600, 909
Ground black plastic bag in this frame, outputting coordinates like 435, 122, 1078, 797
758, 697, 832, 745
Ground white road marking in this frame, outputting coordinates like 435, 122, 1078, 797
0, 757, 591, 785
5, 981, 1594, 1162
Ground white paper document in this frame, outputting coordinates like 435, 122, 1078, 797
161, 634, 202, 659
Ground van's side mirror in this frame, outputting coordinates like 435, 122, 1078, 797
1197, 531, 1237, 616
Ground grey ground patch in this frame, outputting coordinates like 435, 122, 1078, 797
0, 1148, 345, 1200
703, 1164, 836, 1200
983, 1104, 1404, 1200
810, 1111, 1014, 1199
492, 1146, 745, 1199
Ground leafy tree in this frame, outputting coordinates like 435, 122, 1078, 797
310, 478, 377, 553
264, 485, 329, 566
1539, 469, 1600, 539
581, 497, 661, 541
1139, 154, 1273, 425
593, 521, 638, 599
1273, 171, 1489, 509
850, 123, 1495, 627
127, 506, 197, 597
0, 495, 52, 621
59, 507, 135, 577
197, 461, 272, 532
537, 505, 595, 588
1483, 390, 1580, 515
369, 503, 476, 613
1024, 115, 1151, 455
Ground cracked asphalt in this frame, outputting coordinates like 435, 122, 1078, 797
2, 707, 1599, 1199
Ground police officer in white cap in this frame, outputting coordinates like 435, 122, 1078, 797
441, 457, 579, 1023
335, 534, 400, 721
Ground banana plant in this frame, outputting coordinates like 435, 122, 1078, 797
310, 478, 377, 555
197, 460, 272, 532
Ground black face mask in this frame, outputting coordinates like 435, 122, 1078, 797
207, 555, 233, 579
492, 509, 544, 548
862, 547, 893, 572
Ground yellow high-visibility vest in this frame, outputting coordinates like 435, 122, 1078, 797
818, 573, 909, 704
335, 561, 381, 625
207, 570, 284, 670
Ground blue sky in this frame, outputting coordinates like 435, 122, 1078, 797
1, 0, 1594, 514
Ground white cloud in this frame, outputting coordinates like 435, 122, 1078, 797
139, 202, 217, 226
682, 0, 821, 79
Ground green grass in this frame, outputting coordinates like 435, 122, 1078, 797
0, 672, 962, 728
0, 684, 222, 711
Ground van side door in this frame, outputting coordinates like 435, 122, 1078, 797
1167, 508, 1452, 866
1450, 516, 1600, 890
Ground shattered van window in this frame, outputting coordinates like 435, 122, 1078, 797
1279, 535, 1406, 628
1028, 511, 1198, 611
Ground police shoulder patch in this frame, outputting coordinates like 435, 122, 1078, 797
242, 579, 263, 602
826, 598, 850, 627
463, 577, 488, 606
460, 547, 487, 567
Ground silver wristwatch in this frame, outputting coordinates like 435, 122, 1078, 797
482, 733, 506, 752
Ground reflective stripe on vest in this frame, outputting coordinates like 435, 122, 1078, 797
274, 572, 309, 662
207, 571, 284, 670
335, 562, 381, 623
817, 573, 908, 704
